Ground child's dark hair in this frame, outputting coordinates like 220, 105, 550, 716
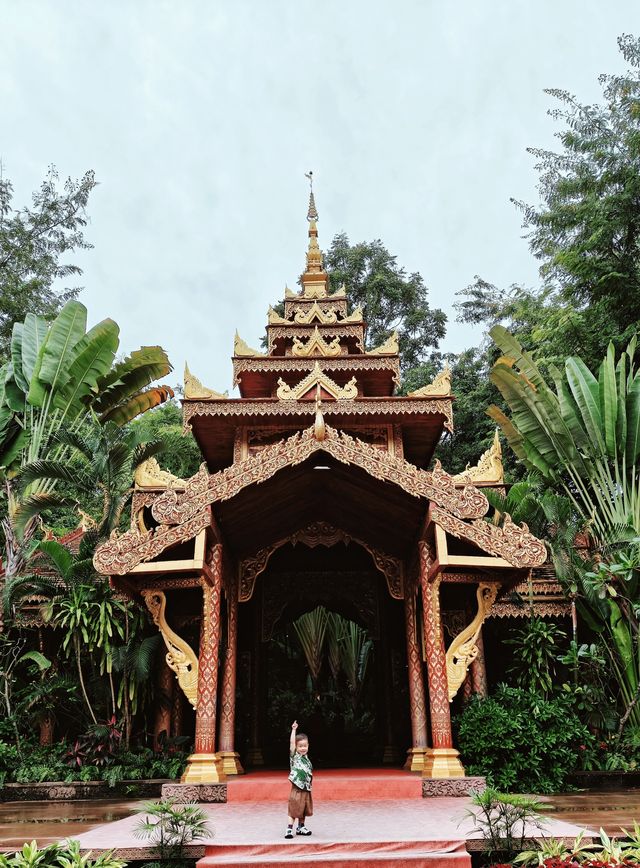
295, 732, 309, 744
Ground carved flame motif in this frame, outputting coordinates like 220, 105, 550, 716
276, 363, 358, 400
445, 583, 498, 701
234, 331, 264, 357
141, 590, 198, 707
293, 302, 338, 325
134, 458, 185, 489
367, 331, 399, 355
408, 364, 452, 398
184, 363, 228, 400
292, 327, 342, 357
452, 429, 503, 485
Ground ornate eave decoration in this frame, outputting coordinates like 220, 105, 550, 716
239, 521, 403, 602
330, 283, 347, 299
284, 285, 297, 298
233, 354, 401, 388
430, 505, 548, 569
453, 429, 503, 485
267, 306, 292, 325
341, 306, 363, 323
292, 327, 342, 357
183, 394, 454, 432
408, 364, 452, 398
184, 363, 228, 400
293, 301, 338, 325
276, 362, 358, 400
135, 458, 186, 490
446, 583, 498, 701
234, 331, 265, 357
367, 331, 399, 355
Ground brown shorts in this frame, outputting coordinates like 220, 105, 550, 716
287, 783, 313, 819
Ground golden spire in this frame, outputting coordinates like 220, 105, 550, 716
301, 171, 329, 298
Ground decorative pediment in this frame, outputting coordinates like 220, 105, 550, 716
267, 306, 291, 325
453, 430, 503, 485
276, 362, 358, 400
234, 331, 265, 357
294, 302, 338, 325
330, 283, 347, 299
184, 363, 228, 400
135, 458, 186, 489
367, 330, 399, 355
408, 364, 452, 398
284, 285, 297, 298
292, 327, 342, 357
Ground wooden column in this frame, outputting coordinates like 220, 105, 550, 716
246, 598, 264, 766
403, 583, 428, 772
218, 575, 244, 774
181, 545, 226, 783
153, 658, 174, 749
470, 626, 488, 697
380, 631, 400, 764
419, 541, 465, 779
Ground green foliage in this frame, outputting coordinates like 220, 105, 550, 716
455, 685, 592, 792
505, 617, 567, 697
0, 839, 125, 868
0, 167, 98, 361
466, 787, 545, 859
292, 606, 329, 686
133, 799, 211, 865
324, 233, 447, 374
130, 401, 202, 479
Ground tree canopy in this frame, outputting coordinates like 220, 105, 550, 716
0, 167, 97, 359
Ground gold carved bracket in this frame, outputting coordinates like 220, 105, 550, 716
142, 590, 199, 707
408, 364, 452, 398
445, 583, 498, 701
292, 327, 342, 357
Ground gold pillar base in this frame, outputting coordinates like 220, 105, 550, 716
218, 750, 245, 775
422, 747, 466, 779
403, 746, 427, 772
245, 747, 264, 767
180, 752, 227, 784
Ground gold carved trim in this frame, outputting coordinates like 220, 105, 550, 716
330, 283, 347, 298
276, 362, 358, 400
234, 331, 265, 357
431, 506, 548, 568
233, 355, 401, 388
292, 327, 342, 357
445, 583, 498, 701
239, 520, 403, 602
452, 429, 503, 485
341, 306, 363, 324
294, 301, 338, 325
142, 590, 198, 707
183, 395, 453, 432
284, 285, 296, 298
134, 458, 186, 490
408, 364, 452, 398
367, 330, 399, 355
267, 306, 291, 325
184, 363, 228, 400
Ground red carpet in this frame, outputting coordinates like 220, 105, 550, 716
227, 768, 422, 802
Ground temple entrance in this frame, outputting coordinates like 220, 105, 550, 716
236, 541, 410, 768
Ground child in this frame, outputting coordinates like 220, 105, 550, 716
285, 719, 313, 839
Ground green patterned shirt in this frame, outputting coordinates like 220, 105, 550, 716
289, 750, 313, 791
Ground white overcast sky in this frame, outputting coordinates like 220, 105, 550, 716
1, 1, 638, 392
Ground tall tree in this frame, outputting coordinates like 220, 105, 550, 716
324, 234, 447, 374
0, 167, 97, 358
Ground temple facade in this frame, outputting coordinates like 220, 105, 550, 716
94, 189, 552, 796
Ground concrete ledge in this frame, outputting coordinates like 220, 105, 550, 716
422, 776, 486, 797
0, 779, 168, 801
161, 782, 227, 803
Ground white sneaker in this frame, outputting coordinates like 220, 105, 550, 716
285, 827, 294, 839
296, 825, 312, 836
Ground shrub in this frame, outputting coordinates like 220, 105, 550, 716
0, 840, 125, 867
455, 685, 592, 792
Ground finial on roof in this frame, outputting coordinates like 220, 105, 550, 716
305, 171, 318, 222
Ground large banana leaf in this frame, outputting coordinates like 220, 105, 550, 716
37, 300, 87, 392
100, 385, 175, 425
11, 323, 29, 393
21, 313, 48, 385
93, 347, 172, 414
53, 319, 120, 417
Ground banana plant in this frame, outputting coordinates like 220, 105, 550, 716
292, 606, 329, 688
0, 299, 173, 583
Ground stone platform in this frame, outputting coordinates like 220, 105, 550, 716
71, 770, 591, 868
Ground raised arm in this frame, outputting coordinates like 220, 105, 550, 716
289, 720, 298, 754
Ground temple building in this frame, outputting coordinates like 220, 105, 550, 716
93, 189, 557, 798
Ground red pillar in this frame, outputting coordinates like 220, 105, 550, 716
218, 574, 244, 774
181, 545, 226, 783
470, 626, 488, 697
419, 541, 465, 778
403, 580, 428, 772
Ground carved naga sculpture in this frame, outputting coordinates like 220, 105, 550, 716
142, 590, 199, 707
445, 583, 498, 701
